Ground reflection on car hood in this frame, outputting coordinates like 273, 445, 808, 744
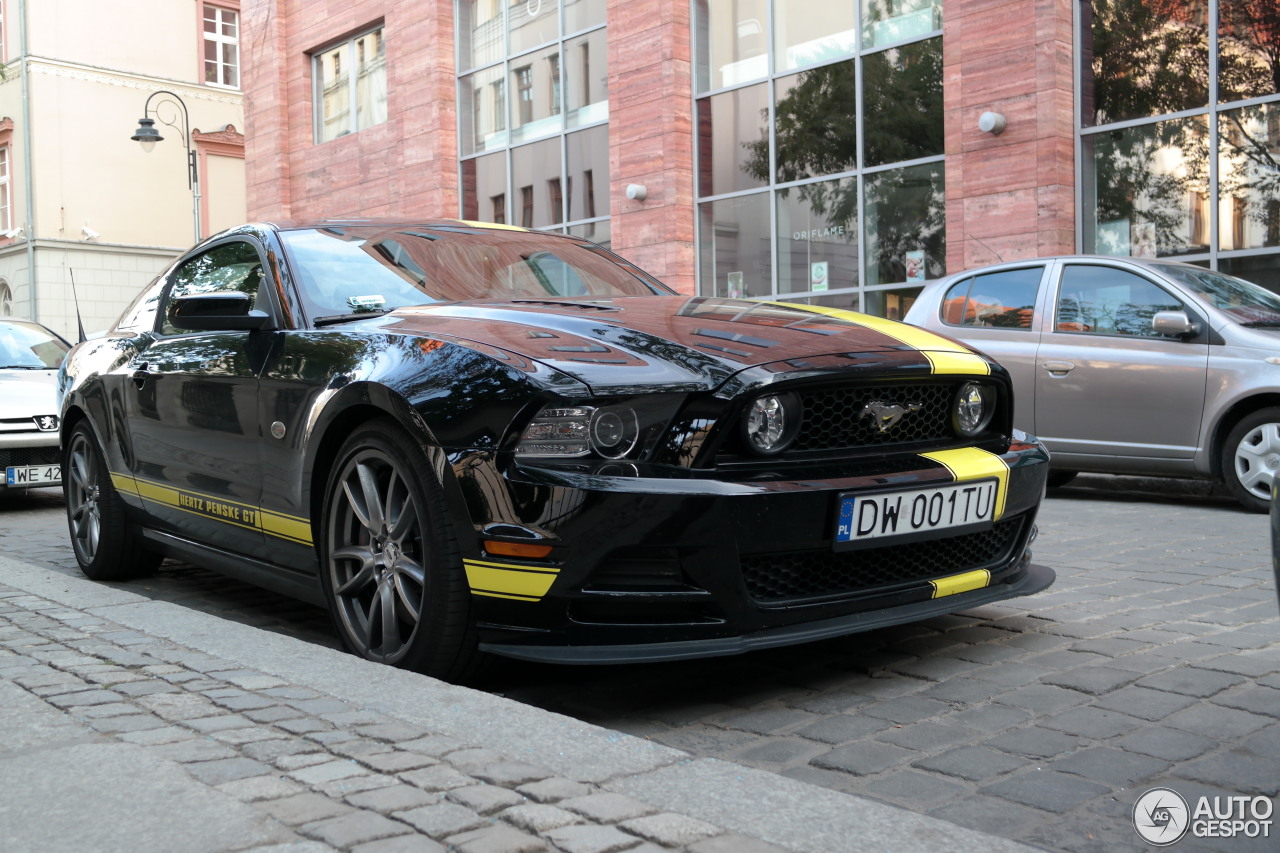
0, 369, 60, 419
379, 296, 983, 392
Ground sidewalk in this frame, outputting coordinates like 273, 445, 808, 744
0, 554, 1040, 853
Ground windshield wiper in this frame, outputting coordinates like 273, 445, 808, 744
0, 364, 51, 369
311, 309, 393, 327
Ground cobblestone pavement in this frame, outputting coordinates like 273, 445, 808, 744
2, 477, 1278, 853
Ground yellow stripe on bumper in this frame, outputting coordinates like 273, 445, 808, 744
770, 302, 991, 375
919, 447, 1010, 520
464, 559, 559, 602
930, 569, 992, 599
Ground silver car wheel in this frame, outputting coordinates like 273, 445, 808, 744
1232, 421, 1280, 501
327, 448, 428, 664
66, 431, 103, 562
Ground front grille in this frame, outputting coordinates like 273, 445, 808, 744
0, 446, 61, 468
793, 382, 954, 451
742, 516, 1025, 604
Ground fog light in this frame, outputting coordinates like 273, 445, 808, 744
743, 392, 801, 455
954, 382, 995, 437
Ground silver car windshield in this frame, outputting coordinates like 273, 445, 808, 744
1155, 264, 1280, 327
0, 320, 70, 369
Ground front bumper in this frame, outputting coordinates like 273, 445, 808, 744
454, 438, 1053, 663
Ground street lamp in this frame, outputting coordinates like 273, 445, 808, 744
131, 90, 203, 243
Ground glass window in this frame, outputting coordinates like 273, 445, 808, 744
1219, 103, 1280, 252
0, 147, 9, 234
1220, 254, 1280, 296
460, 66, 508, 155
1082, 0, 1208, 127
698, 193, 771, 299
1055, 265, 1184, 336
774, 3, 856, 73
1158, 262, 1280, 324
773, 62, 858, 183
862, 286, 920, 321
694, 0, 768, 92
1218, 0, 1280, 104
458, 0, 504, 71
564, 0, 605, 34
566, 125, 608, 225
510, 46, 564, 144
942, 267, 1042, 329
315, 28, 387, 143
202, 5, 240, 88
697, 83, 769, 197
1083, 116, 1209, 258
864, 162, 945, 286
566, 29, 608, 128
163, 242, 264, 335
861, 0, 941, 49
461, 153, 507, 223
512, 139, 561, 229
509, 0, 561, 55
863, 38, 943, 167
0, 319, 70, 368
775, 179, 858, 295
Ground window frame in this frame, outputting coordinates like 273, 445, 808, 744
312, 25, 388, 144
201, 3, 241, 89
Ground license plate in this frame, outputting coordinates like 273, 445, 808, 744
5, 465, 62, 486
835, 479, 996, 549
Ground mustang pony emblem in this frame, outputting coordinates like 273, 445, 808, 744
861, 401, 922, 433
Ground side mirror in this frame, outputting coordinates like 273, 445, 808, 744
169, 292, 274, 331
1152, 310, 1197, 338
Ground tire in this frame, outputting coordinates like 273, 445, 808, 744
1045, 469, 1078, 488
1222, 407, 1280, 513
320, 418, 479, 681
62, 421, 162, 580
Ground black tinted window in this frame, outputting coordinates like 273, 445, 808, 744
162, 242, 264, 335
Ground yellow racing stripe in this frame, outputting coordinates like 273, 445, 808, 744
919, 447, 1010, 520
463, 558, 559, 602
769, 302, 991, 375
111, 471, 312, 544
930, 569, 992, 599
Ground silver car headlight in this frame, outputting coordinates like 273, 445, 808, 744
743, 392, 802, 455
953, 382, 996, 437
516, 398, 664, 460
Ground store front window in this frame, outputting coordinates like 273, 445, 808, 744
457, 0, 610, 244
694, 1, 944, 315
1080, 0, 1280, 292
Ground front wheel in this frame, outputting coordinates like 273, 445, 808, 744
320, 419, 479, 681
1222, 408, 1280, 513
63, 421, 161, 580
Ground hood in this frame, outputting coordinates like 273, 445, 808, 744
0, 369, 60, 420
378, 296, 986, 394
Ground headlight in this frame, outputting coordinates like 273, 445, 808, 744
742, 392, 802, 455
953, 382, 995, 437
517, 404, 641, 458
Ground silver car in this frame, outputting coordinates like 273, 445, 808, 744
904, 256, 1280, 512
0, 318, 69, 489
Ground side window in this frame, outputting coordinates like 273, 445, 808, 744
113, 277, 167, 334
161, 241, 264, 335
1056, 266, 1184, 337
941, 267, 1041, 329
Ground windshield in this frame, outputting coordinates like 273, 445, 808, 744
280, 224, 670, 323
1156, 264, 1280, 326
0, 320, 70, 368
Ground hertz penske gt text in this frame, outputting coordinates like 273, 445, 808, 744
58, 220, 1054, 680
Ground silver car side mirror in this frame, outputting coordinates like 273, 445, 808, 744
1152, 310, 1197, 337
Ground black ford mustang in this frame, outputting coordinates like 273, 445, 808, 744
59, 220, 1054, 680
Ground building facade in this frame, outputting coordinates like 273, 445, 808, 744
0, 0, 246, 338
241, 0, 1279, 314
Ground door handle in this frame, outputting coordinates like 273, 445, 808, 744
131, 363, 152, 388
1042, 360, 1075, 376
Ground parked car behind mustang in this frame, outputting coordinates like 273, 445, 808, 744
906, 256, 1280, 511
58, 220, 1054, 681
1, 318, 70, 490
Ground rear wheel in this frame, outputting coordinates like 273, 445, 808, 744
1222, 408, 1280, 513
63, 421, 161, 580
320, 419, 479, 681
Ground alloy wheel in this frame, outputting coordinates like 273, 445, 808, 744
66, 431, 103, 563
